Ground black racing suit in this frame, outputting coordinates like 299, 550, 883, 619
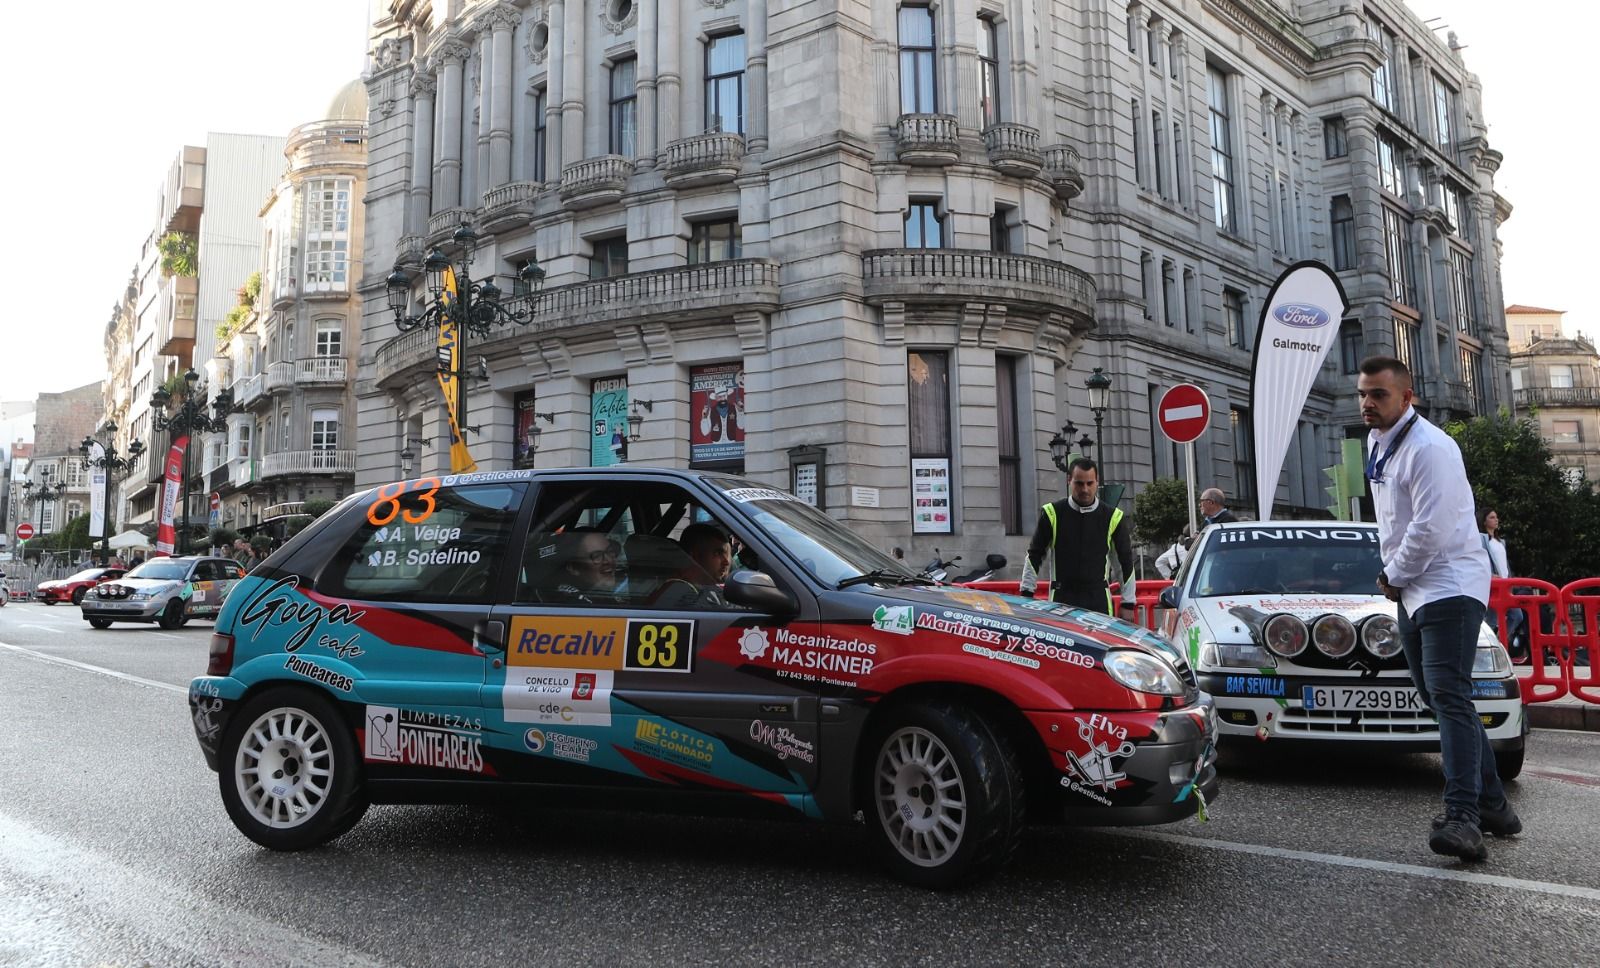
1024, 499, 1135, 614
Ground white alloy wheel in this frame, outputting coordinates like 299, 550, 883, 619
874, 726, 969, 868
234, 706, 336, 829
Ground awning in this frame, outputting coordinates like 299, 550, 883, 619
107, 530, 154, 550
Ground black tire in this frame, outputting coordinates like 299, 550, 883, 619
1495, 743, 1525, 781
42, 600, 55, 606
88, 618, 113, 629
861, 701, 1026, 889
217, 687, 368, 851
71, 588, 86, 606
158, 599, 184, 630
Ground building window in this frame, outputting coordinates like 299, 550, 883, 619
589, 235, 629, 279
1152, 108, 1166, 197
1369, 17, 1397, 111
996, 355, 1022, 535
1551, 419, 1582, 445
1340, 321, 1363, 374
1132, 98, 1144, 187
1450, 249, 1477, 335
1511, 368, 1525, 392
1183, 267, 1198, 334
306, 178, 350, 234
990, 207, 1012, 253
312, 409, 340, 453
532, 88, 547, 181
67, 501, 82, 522
1442, 180, 1469, 237
305, 241, 349, 291
1377, 134, 1404, 196
609, 57, 638, 157
1392, 317, 1423, 381
236, 424, 252, 460
1230, 407, 1256, 505
1382, 206, 1415, 306
1224, 286, 1246, 349
1549, 364, 1575, 389
1459, 346, 1482, 409
281, 410, 291, 450
1127, 5, 1137, 53
303, 178, 350, 293
41, 504, 54, 533
315, 320, 342, 358
705, 32, 746, 134
1432, 73, 1455, 147
66, 458, 87, 488
1331, 194, 1356, 271
1208, 66, 1237, 233
1161, 260, 1178, 328
978, 17, 1001, 128
689, 219, 741, 264
904, 199, 944, 248
1324, 116, 1347, 158
1172, 120, 1186, 203
907, 350, 950, 460
898, 5, 938, 114
1141, 251, 1155, 320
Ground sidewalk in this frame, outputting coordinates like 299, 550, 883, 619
1518, 667, 1599, 731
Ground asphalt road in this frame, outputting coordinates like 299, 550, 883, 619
2, 600, 1598, 967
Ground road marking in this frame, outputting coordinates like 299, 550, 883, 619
0, 642, 186, 695
0, 811, 393, 967
1116, 829, 1600, 903
1526, 768, 1600, 788
19, 624, 61, 634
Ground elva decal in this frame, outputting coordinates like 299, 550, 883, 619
1061, 714, 1135, 806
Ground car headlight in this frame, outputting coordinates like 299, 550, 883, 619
1360, 615, 1402, 658
1311, 614, 1357, 659
1104, 649, 1186, 696
1473, 624, 1512, 677
1262, 614, 1309, 659
1200, 640, 1277, 669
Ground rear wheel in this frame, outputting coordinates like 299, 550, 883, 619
862, 702, 1025, 889
158, 599, 184, 630
217, 687, 367, 850
88, 618, 113, 629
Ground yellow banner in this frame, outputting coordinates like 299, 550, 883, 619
437, 266, 478, 474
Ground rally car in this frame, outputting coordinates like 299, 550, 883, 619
35, 566, 126, 605
84, 555, 247, 629
1159, 521, 1525, 777
188, 468, 1217, 888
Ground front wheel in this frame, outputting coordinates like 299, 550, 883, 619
1495, 743, 1525, 781
158, 599, 184, 630
71, 588, 87, 606
217, 687, 367, 850
862, 702, 1025, 889
88, 617, 113, 629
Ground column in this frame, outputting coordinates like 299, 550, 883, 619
408, 72, 436, 233
487, 6, 518, 188
474, 31, 493, 205
561, 0, 587, 167
657, 0, 680, 148
435, 40, 471, 211
746, 0, 768, 151
637, 0, 659, 166
546, 0, 566, 179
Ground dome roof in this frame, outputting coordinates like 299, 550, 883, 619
324, 79, 368, 123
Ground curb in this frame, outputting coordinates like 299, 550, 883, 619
1527, 703, 1600, 733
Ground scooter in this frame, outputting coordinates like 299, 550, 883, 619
953, 554, 1008, 584
918, 550, 962, 582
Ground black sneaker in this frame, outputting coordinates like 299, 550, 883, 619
1431, 801, 1522, 837
1429, 810, 1488, 861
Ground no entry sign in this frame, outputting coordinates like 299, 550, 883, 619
16, 523, 34, 540
1158, 384, 1211, 444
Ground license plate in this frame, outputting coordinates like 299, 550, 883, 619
1301, 685, 1423, 712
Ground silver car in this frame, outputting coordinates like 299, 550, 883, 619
83, 556, 247, 630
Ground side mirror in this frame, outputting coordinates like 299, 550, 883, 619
725, 569, 798, 616
1158, 585, 1180, 609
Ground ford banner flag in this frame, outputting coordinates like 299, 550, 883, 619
1249, 261, 1349, 521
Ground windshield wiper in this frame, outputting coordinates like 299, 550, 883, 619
836, 570, 939, 590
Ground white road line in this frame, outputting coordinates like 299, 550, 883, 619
18, 624, 61, 634
0, 811, 393, 968
1115, 829, 1600, 903
0, 642, 187, 695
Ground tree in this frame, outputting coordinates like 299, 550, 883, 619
1446, 410, 1600, 585
303, 498, 337, 519
1134, 477, 1190, 548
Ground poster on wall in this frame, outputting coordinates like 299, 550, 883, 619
590, 377, 629, 466
910, 458, 952, 534
689, 363, 745, 466
513, 391, 539, 469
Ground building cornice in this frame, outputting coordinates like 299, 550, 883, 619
1203, 0, 1319, 74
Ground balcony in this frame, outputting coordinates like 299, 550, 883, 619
262, 449, 356, 479
160, 146, 205, 234
295, 357, 348, 384
894, 114, 960, 166
232, 373, 265, 409
1516, 385, 1600, 409
481, 181, 544, 232
982, 123, 1043, 178
861, 248, 1096, 322
156, 274, 199, 357
662, 133, 745, 188
427, 207, 475, 247
229, 457, 258, 489
396, 235, 427, 269
1042, 144, 1086, 203
286, 121, 366, 173
266, 361, 296, 393
375, 258, 782, 387
560, 155, 635, 209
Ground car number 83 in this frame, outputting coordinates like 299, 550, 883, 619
624, 620, 694, 673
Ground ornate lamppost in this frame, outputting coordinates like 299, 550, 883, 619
22, 468, 65, 538
1086, 366, 1112, 480
385, 224, 545, 463
80, 424, 145, 565
150, 369, 232, 555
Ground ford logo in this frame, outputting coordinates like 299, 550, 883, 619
1273, 303, 1331, 329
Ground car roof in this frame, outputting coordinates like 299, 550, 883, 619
348, 465, 759, 502
1208, 520, 1378, 530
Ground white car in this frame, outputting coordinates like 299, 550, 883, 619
1158, 521, 1525, 778
82, 556, 247, 630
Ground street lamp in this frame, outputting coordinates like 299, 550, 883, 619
22, 468, 65, 538
385, 223, 546, 464
627, 399, 653, 444
80, 423, 145, 565
1086, 366, 1112, 479
1048, 420, 1079, 472
150, 369, 233, 555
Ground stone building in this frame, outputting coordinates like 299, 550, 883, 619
356, 0, 1512, 563
19, 382, 103, 539
1507, 306, 1600, 485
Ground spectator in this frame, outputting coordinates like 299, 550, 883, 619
1199, 488, 1238, 526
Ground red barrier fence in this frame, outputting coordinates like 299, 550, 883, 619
957, 579, 1173, 630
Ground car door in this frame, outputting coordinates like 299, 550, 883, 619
486, 473, 820, 800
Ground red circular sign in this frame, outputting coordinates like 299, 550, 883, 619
1158, 384, 1211, 444
16, 523, 35, 540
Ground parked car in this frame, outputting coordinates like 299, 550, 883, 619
188, 468, 1217, 888
35, 567, 126, 605
84, 556, 246, 630
1159, 521, 1525, 777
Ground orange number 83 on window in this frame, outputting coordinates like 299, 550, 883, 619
366, 477, 441, 527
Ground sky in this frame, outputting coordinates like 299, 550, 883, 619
2, 0, 1593, 409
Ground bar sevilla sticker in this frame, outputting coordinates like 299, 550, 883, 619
503, 668, 614, 727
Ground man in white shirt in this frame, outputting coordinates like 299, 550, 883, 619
1358, 356, 1520, 861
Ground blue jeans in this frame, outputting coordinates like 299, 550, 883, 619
1398, 596, 1506, 823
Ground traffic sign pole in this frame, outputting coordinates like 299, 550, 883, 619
1185, 441, 1198, 537
1158, 384, 1212, 540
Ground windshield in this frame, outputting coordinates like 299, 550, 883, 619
707, 479, 915, 587
1188, 526, 1383, 598
67, 569, 109, 582
126, 560, 190, 581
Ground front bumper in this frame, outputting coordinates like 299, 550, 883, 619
81, 599, 167, 620
34, 589, 68, 602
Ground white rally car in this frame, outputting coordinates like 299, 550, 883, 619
1158, 521, 1526, 778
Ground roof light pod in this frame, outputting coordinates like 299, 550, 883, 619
1360, 614, 1402, 658
1311, 614, 1357, 659
1262, 613, 1309, 659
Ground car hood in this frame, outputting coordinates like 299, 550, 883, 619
97, 577, 183, 594
37, 579, 67, 590
1186, 592, 1394, 644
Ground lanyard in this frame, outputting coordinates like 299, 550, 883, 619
1365, 413, 1419, 484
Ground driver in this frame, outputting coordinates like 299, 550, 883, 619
650, 523, 733, 609
553, 528, 620, 604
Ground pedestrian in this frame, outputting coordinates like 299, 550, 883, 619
1358, 356, 1519, 861
1155, 526, 1192, 579
1199, 488, 1237, 526
1019, 457, 1136, 616
1479, 508, 1527, 657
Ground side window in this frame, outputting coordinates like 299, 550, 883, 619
195, 562, 222, 582
517, 480, 743, 611
319, 482, 528, 604
224, 562, 246, 580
